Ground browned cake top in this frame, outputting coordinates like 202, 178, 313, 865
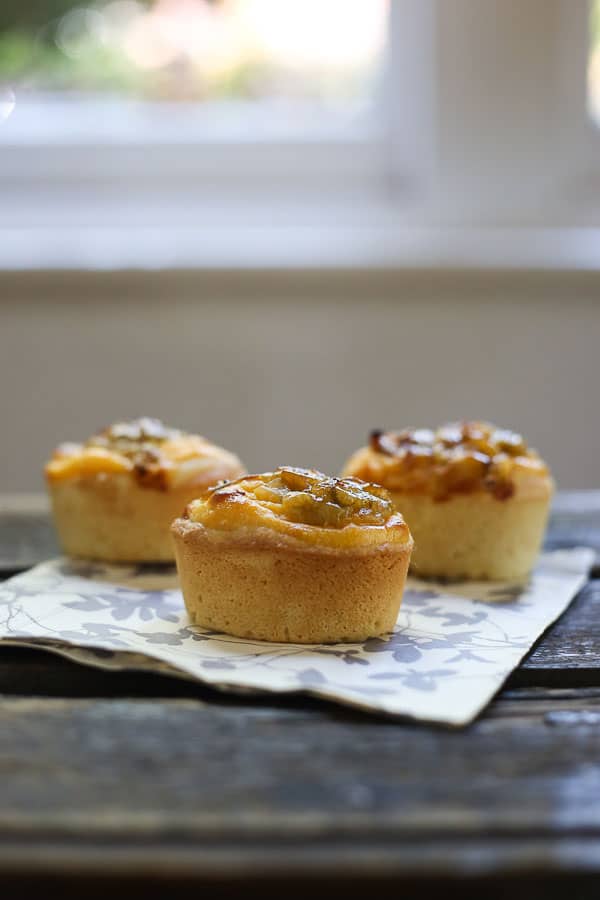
45, 418, 243, 491
183, 467, 412, 549
343, 421, 552, 502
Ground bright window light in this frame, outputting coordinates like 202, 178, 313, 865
589, 0, 600, 125
0, 0, 388, 110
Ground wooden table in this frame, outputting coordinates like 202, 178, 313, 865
2, 493, 600, 899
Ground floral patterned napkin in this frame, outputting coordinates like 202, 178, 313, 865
0, 548, 593, 725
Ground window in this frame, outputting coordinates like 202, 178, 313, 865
590, 0, 600, 125
1, 0, 598, 264
1, 0, 407, 232
0, 1, 388, 140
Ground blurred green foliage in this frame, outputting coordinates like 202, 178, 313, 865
0, 30, 59, 78
0, 0, 355, 100
0, 0, 152, 91
0, 29, 151, 91
0, 1, 96, 35
0, 0, 262, 98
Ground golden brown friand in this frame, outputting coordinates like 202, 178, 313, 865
342, 421, 554, 580
172, 467, 414, 643
45, 417, 245, 562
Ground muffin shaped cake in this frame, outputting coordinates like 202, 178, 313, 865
172, 467, 413, 643
45, 417, 244, 563
342, 422, 554, 581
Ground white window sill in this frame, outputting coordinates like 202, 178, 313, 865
1, 226, 600, 273
1, 94, 375, 146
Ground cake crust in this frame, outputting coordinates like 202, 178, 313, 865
173, 521, 412, 643
388, 492, 550, 580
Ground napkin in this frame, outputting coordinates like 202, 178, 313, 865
0, 548, 593, 725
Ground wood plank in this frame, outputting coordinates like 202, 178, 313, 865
0, 496, 57, 573
545, 492, 600, 570
0, 873, 595, 900
0, 645, 315, 703
1, 690, 600, 884
551, 490, 600, 517
518, 580, 600, 683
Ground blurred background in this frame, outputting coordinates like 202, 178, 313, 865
1, 0, 599, 490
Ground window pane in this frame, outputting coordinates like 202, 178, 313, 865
0, 0, 388, 133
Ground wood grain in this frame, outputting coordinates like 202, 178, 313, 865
518, 580, 600, 682
1, 689, 600, 886
0, 497, 57, 573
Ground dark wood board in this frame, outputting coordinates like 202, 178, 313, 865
516, 579, 600, 682
0, 509, 58, 574
2, 688, 600, 891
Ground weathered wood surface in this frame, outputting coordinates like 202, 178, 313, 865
547, 491, 600, 564
2, 688, 600, 887
1, 491, 600, 893
518, 580, 600, 681
0, 495, 54, 573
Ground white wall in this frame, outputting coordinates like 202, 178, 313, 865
1, 269, 598, 491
